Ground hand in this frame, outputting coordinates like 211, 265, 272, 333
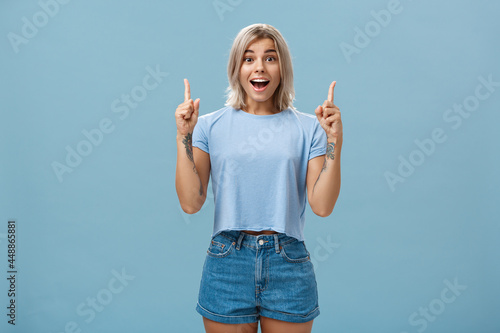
314, 81, 343, 143
175, 78, 200, 136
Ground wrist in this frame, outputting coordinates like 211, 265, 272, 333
327, 134, 342, 145
176, 131, 192, 140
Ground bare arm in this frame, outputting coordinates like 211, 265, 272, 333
307, 81, 343, 217
307, 138, 342, 217
174, 79, 211, 214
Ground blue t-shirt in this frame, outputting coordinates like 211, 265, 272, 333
192, 106, 327, 241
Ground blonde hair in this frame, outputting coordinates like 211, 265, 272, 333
225, 23, 295, 112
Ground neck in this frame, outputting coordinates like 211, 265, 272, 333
242, 98, 278, 115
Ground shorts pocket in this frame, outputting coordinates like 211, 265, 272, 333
280, 240, 311, 263
206, 233, 235, 258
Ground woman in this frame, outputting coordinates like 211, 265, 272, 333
175, 23, 342, 333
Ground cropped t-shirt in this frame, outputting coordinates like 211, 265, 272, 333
191, 106, 327, 241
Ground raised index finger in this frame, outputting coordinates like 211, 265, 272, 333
184, 78, 191, 102
328, 81, 336, 103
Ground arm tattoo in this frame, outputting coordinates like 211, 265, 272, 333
326, 142, 335, 161
182, 133, 198, 175
182, 133, 203, 196
197, 178, 203, 196
313, 142, 335, 193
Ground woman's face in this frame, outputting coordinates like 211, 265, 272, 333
239, 38, 281, 109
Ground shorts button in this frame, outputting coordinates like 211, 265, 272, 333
258, 239, 264, 245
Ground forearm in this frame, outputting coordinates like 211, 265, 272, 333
310, 136, 342, 217
175, 131, 205, 214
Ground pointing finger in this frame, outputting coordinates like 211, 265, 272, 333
328, 81, 336, 103
184, 78, 191, 102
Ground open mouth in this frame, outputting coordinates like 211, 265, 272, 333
250, 79, 270, 90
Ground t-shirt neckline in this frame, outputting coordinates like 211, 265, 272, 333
234, 107, 288, 118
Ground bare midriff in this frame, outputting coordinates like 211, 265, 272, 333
242, 230, 278, 235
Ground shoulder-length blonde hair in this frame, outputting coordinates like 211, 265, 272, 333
225, 23, 295, 112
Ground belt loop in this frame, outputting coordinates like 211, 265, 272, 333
236, 232, 245, 250
274, 234, 280, 253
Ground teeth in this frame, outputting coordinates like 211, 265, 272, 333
251, 79, 269, 82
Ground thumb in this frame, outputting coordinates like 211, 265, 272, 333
315, 105, 323, 119
194, 98, 200, 114
193, 98, 200, 120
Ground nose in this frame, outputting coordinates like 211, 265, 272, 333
254, 58, 265, 72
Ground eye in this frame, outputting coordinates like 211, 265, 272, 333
243, 57, 253, 63
266, 56, 276, 62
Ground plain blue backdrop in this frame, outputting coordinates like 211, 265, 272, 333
1, 0, 499, 332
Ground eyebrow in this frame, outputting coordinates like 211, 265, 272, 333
244, 49, 277, 54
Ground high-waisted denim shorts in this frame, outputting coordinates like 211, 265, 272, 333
196, 230, 320, 324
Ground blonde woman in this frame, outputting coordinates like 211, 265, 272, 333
175, 23, 342, 333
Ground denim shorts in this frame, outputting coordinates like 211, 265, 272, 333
196, 230, 320, 324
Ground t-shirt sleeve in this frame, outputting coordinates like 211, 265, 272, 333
308, 119, 327, 160
192, 116, 209, 153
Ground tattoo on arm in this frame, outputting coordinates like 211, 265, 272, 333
182, 133, 198, 175
326, 142, 335, 161
198, 181, 203, 196
182, 133, 203, 196
313, 142, 336, 193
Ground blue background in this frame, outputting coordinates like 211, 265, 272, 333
1, 0, 499, 332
